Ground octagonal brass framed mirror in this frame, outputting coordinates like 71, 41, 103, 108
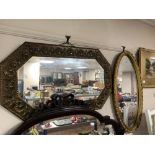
113, 50, 143, 133
0, 42, 111, 120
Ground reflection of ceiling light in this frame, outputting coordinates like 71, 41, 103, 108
77, 66, 87, 69
150, 57, 155, 60
40, 60, 54, 64
64, 67, 72, 70
117, 77, 122, 82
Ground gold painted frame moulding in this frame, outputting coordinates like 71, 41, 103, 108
0, 42, 112, 120
113, 51, 143, 133
138, 47, 155, 88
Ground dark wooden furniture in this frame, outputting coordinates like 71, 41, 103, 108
12, 106, 125, 135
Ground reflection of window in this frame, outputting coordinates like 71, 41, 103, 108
95, 73, 104, 81
58, 73, 62, 79
53, 73, 57, 79
66, 74, 70, 78
40, 76, 53, 84
53, 72, 63, 79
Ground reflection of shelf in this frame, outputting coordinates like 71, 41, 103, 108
75, 94, 99, 97
25, 96, 40, 101
75, 94, 99, 101
25, 96, 41, 108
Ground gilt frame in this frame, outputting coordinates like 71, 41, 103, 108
138, 47, 155, 88
113, 50, 143, 133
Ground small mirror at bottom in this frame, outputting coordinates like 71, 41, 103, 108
22, 115, 114, 135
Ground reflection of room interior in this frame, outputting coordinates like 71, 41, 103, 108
22, 115, 113, 135
118, 58, 137, 126
17, 57, 104, 107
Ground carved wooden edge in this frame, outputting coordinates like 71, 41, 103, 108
112, 50, 143, 133
0, 65, 2, 100
0, 42, 112, 120
11, 106, 125, 135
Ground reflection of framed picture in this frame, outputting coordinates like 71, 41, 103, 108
58, 73, 62, 79
139, 47, 155, 87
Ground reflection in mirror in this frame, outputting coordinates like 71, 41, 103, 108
117, 56, 137, 127
17, 57, 104, 109
21, 114, 114, 135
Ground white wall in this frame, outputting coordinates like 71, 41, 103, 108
40, 68, 52, 76
86, 69, 96, 81
0, 105, 22, 134
0, 19, 155, 134
23, 62, 40, 91
122, 72, 132, 94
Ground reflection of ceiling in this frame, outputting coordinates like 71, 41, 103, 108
140, 19, 155, 28
27, 57, 103, 71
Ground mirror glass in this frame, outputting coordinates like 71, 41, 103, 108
17, 57, 104, 108
117, 56, 138, 127
21, 114, 114, 135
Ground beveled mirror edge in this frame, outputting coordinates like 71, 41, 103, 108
112, 50, 143, 133
0, 42, 112, 120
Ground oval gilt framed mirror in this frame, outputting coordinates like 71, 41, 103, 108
0, 42, 111, 120
113, 50, 143, 132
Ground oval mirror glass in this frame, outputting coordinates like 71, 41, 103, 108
117, 56, 137, 127
17, 57, 104, 109
113, 51, 143, 132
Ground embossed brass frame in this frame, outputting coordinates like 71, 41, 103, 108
113, 50, 143, 132
0, 42, 112, 120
